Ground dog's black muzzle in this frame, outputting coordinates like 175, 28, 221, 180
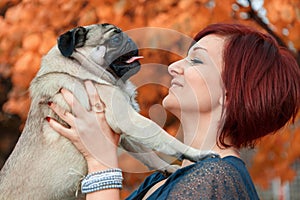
106, 34, 141, 81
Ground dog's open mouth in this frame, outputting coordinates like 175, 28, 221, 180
109, 50, 143, 80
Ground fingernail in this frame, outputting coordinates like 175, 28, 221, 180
45, 116, 51, 122
47, 101, 52, 106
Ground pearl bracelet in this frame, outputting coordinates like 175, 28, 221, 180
81, 168, 123, 194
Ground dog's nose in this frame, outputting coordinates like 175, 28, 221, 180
127, 38, 136, 48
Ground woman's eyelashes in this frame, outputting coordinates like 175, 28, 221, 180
190, 58, 203, 65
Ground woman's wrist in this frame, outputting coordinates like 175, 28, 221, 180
86, 156, 119, 173
81, 166, 123, 198
82, 156, 122, 198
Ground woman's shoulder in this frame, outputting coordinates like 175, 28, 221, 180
126, 156, 259, 200
175, 155, 247, 184
166, 156, 259, 200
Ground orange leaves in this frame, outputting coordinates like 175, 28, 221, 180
78, 6, 98, 25
3, 92, 30, 122
265, 0, 296, 24
39, 30, 57, 55
288, 22, 300, 49
4, 4, 23, 24
0, 0, 19, 9
13, 52, 40, 87
279, 4, 295, 23
212, 0, 237, 22
250, 123, 300, 189
0, 0, 300, 196
264, 0, 300, 50
22, 33, 42, 51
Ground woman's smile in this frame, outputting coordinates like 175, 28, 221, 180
170, 79, 183, 88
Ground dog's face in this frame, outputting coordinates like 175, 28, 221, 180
57, 23, 142, 81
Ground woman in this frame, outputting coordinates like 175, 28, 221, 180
47, 23, 300, 199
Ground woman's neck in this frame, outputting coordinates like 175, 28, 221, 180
180, 110, 219, 149
179, 109, 240, 167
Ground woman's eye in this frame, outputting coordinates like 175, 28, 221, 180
190, 58, 203, 64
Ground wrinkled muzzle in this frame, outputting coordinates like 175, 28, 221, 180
57, 23, 142, 81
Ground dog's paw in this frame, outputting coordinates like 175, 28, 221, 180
159, 164, 180, 176
182, 150, 220, 162
197, 150, 220, 161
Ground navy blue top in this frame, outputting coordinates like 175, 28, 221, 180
126, 156, 259, 200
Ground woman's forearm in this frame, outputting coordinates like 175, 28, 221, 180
86, 188, 120, 200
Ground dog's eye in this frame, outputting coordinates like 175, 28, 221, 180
110, 35, 122, 46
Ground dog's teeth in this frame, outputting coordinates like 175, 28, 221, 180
126, 56, 144, 63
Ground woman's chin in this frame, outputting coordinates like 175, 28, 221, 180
162, 95, 172, 110
162, 96, 180, 118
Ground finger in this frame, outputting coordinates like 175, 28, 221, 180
60, 88, 86, 116
84, 81, 105, 112
46, 117, 77, 141
48, 102, 75, 126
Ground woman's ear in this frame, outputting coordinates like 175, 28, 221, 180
219, 97, 223, 105
218, 92, 227, 105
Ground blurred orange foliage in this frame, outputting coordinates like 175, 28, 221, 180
0, 0, 299, 196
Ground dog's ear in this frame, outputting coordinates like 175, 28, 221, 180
57, 27, 88, 57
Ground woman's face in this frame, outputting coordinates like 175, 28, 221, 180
163, 34, 225, 118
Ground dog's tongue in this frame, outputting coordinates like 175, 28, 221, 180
126, 56, 144, 64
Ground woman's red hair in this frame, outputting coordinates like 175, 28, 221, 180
193, 23, 300, 148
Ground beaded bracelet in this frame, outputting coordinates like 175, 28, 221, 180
81, 168, 123, 194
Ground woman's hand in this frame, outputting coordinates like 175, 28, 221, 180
47, 80, 120, 172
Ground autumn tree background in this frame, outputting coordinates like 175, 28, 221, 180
0, 0, 299, 198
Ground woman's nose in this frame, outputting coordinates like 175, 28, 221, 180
168, 59, 184, 76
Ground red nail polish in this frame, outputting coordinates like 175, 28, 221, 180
47, 101, 52, 106
45, 117, 51, 122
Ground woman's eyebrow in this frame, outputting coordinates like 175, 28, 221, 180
193, 46, 208, 52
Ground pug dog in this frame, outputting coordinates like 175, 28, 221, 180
0, 23, 216, 199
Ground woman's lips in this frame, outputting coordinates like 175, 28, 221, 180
171, 79, 183, 87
